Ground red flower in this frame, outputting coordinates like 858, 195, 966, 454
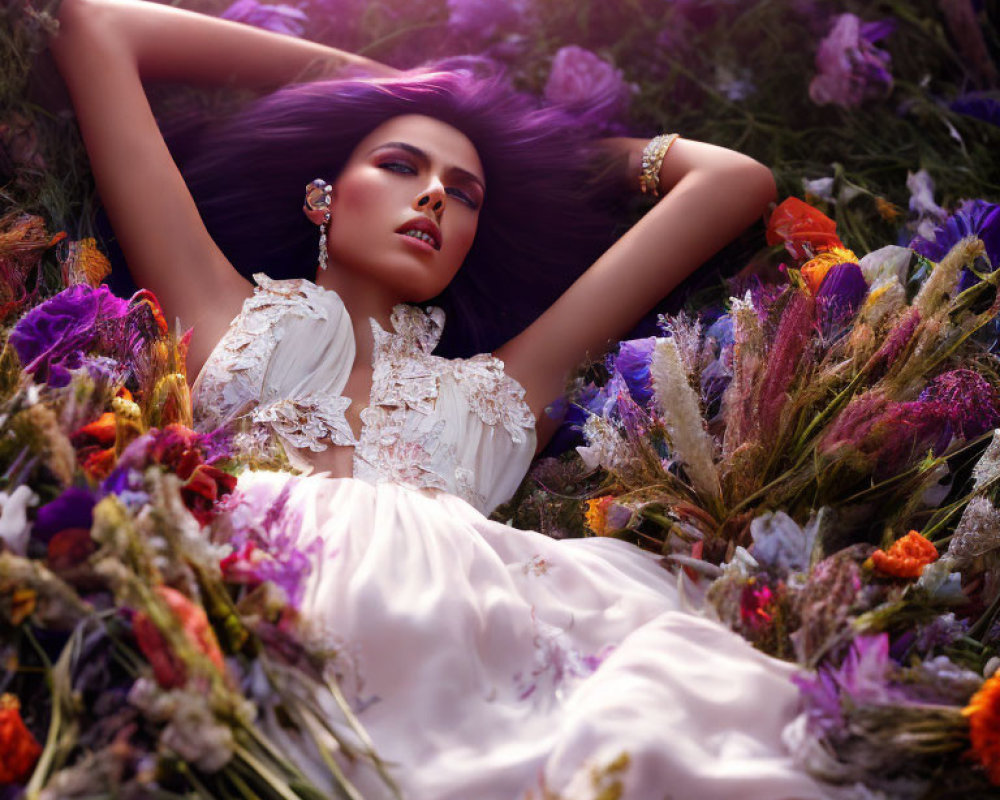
0, 693, 42, 784
132, 586, 226, 689
181, 464, 237, 525
766, 197, 844, 261
128, 289, 168, 336
46, 527, 96, 573
80, 447, 117, 481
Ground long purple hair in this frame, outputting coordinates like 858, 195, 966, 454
168, 58, 621, 357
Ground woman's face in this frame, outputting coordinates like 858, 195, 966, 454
322, 114, 485, 303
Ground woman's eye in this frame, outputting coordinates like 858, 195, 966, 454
447, 188, 479, 210
379, 161, 416, 175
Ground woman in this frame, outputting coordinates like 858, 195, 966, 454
50, 1, 832, 798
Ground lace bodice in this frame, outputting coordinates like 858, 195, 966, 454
191, 274, 537, 513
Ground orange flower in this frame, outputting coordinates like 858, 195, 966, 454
73, 412, 116, 447
61, 237, 111, 288
0, 693, 42, 784
800, 246, 859, 294
80, 447, 116, 482
963, 672, 1000, 785
875, 196, 903, 223
765, 197, 844, 261
133, 586, 226, 689
584, 496, 615, 536
868, 530, 939, 578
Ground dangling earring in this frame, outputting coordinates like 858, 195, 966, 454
318, 210, 331, 271
305, 178, 333, 271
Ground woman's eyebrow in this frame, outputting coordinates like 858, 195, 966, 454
369, 141, 485, 191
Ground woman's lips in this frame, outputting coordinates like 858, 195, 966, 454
395, 217, 442, 250
397, 231, 437, 253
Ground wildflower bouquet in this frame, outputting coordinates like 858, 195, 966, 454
0, 215, 395, 798
498, 196, 1000, 795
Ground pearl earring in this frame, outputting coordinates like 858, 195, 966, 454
305, 179, 333, 271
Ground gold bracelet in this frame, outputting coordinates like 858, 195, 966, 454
639, 133, 680, 198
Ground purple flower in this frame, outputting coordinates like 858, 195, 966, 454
817, 261, 868, 335
909, 199, 1000, 280
609, 337, 657, 407
10, 285, 128, 387
809, 14, 895, 108
220, 0, 308, 37
447, 0, 526, 40
544, 46, 631, 130
33, 487, 96, 543
220, 481, 319, 607
951, 92, 1000, 127
793, 634, 901, 734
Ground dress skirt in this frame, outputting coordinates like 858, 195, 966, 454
223, 470, 832, 800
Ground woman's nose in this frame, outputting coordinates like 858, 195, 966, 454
414, 180, 446, 217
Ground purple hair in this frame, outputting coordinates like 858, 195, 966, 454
169, 58, 621, 357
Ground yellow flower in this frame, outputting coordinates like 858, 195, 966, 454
584, 496, 615, 536
800, 246, 859, 294
963, 671, 1000, 785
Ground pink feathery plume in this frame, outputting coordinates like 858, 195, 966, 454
758, 290, 816, 439
863, 306, 921, 380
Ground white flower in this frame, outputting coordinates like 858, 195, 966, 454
749, 510, 821, 573
576, 415, 629, 473
858, 245, 912, 291
906, 169, 947, 222
0, 485, 38, 556
801, 175, 861, 205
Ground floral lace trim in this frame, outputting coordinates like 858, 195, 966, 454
252, 395, 355, 451
454, 355, 536, 446
193, 274, 336, 434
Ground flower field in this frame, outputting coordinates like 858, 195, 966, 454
3, 0, 1000, 798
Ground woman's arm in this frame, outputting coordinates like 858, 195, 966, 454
496, 136, 776, 423
50, 0, 399, 377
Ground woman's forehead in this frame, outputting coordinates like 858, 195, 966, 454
353, 115, 484, 182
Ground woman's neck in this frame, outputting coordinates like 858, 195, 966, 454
314, 269, 401, 369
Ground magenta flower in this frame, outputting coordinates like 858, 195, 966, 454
544, 46, 631, 129
918, 369, 1000, 449
809, 14, 895, 108
220, 0, 307, 37
10, 284, 128, 387
447, 0, 526, 40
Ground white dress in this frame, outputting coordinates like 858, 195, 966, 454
192, 274, 832, 800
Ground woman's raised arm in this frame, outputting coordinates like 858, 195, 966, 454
50, 0, 399, 377
496, 136, 776, 426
